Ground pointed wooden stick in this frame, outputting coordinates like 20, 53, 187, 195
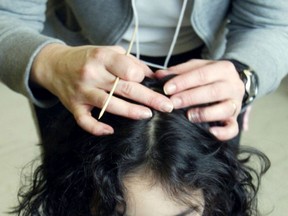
98, 25, 138, 119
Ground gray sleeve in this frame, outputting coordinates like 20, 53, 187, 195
0, 0, 64, 107
223, 0, 288, 97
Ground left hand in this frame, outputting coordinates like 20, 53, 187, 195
154, 59, 245, 141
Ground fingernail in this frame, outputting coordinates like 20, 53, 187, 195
164, 84, 176, 95
171, 97, 182, 109
209, 128, 218, 137
188, 112, 200, 122
139, 109, 153, 119
161, 102, 174, 113
103, 129, 114, 135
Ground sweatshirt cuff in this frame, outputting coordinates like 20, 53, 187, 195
0, 28, 65, 108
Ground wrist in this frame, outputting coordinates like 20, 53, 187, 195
30, 43, 70, 92
228, 59, 259, 111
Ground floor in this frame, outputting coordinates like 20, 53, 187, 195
0, 76, 287, 215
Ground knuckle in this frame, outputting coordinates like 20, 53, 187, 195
83, 90, 106, 108
224, 60, 235, 69
90, 47, 106, 63
223, 60, 236, 74
209, 84, 220, 100
119, 82, 134, 97
78, 64, 91, 80
112, 54, 146, 82
124, 63, 144, 82
91, 90, 107, 108
124, 65, 136, 80
169, 77, 189, 93
197, 108, 208, 122
143, 92, 167, 110
94, 94, 106, 108
183, 94, 194, 107
148, 96, 163, 108
78, 62, 98, 81
141, 93, 157, 108
74, 114, 86, 128
197, 68, 208, 83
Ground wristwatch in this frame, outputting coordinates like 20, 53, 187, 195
229, 59, 259, 111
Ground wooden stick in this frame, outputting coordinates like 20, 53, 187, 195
98, 25, 138, 119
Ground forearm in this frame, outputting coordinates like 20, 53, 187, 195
31, 43, 71, 96
0, 28, 64, 107
223, 0, 288, 98
223, 29, 288, 98
0, 0, 65, 107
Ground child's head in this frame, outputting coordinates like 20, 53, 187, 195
15, 78, 270, 216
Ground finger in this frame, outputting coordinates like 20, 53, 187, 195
82, 87, 152, 120
153, 69, 174, 79
168, 59, 215, 74
187, 100, 240, 123
73, 105, 114, 136
99, 95, 153, 120
170, 81, 236, 109
84, 87, 153, 120
209, 118, 239, 141
88, 77, 172, 114
109, 46, 153, 77
83, 88, 110, 109
128, 54, 154, 77
106, 52, 149, 83
154, 59, 214, 79
163, 61, 233, 95
115, 80, 174, 113
88, 46, 147, 83
242, 105, 252, 131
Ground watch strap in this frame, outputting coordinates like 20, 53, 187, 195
227, 59, 259, 110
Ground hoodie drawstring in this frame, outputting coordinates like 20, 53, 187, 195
131, 0, 188, 70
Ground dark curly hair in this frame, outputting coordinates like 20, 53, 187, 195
12, 77, 270, 216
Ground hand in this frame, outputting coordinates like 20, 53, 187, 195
154, 59, 245, 140
31, 44, 173, 136
242, 105, 252, 131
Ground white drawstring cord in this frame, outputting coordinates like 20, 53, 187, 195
164, 0, 188, 68
131, 0, 188, 69
131, 0, 140, 59
99, 1, 188, 118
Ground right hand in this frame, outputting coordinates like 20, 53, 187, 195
31, 44, 173, 135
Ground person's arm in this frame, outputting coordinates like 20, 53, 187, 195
0, 0, 64, 107
155, 59, 244, 140
223, 0, 288, 97
0, 0, 174, 136
31, 43, 175, 135
154, 0, 288, 141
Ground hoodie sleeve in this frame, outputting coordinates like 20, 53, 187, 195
0, 0, 64, 107
223, 0, 288, 97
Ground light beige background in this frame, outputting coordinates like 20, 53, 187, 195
1, 76, 288, 215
